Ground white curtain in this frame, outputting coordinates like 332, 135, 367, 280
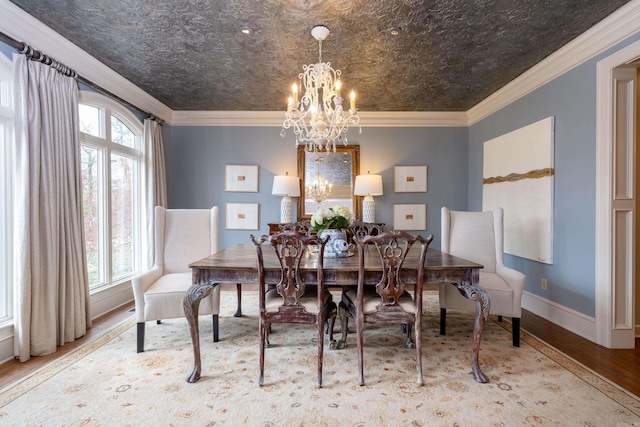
143, 118, 167, 268
12, 54, 90, 362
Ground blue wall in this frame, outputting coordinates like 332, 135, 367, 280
167, 126, 468, 250
469, 32, 640, 317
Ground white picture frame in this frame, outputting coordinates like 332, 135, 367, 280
393, 204, 426, 230
394, 165, 427, 192
225, 202, 259, 230
225, 164, 259, 192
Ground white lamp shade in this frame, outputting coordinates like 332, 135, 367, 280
272, 175, 300, 197
354, 174, 383, 196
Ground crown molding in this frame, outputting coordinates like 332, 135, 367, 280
467, 0, 640, 125
169, 110, 469, 127
0, 0, 172, 122
3, 0, 640, 128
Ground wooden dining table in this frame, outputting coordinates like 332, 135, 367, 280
184, 243, 489, 384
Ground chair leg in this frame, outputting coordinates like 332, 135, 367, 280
356, 316, 365, 386
404, 321, 416, 349
439, 308, 447, 335
318, 313, 325, 388
337, 301, 349, 349
213, 314, 219, 342
259, 318, 266, 386
512, 317, 521, 347
326, 300, 337, 350
497, 315, 503, 322
234, 283, 242, 317
137, 322, 145, 353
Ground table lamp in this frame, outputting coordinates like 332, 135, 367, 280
354, 173, 383, 223
272, 173, 301, 223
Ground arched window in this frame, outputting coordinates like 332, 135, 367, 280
0, 52, 13, 324
78, 90, 144, 290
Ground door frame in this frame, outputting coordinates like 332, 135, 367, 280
596, 40, 640, 348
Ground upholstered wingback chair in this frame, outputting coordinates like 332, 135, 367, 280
439, 207, 526, 347
132, 206, 221, 352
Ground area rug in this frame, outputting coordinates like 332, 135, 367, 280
1, 291, 639, 426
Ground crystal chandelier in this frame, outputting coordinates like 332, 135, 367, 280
306, 156, 332, 204
281, 25, 361, 153
307, 172, 333, 204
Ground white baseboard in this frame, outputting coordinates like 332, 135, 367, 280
522, 290, 596, 343
89, 280, 134, 321
0, 333, 13, 365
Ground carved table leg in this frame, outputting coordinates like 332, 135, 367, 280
234, 283, 242, 317
184, 283, 216, 383
454, 279, 490, 383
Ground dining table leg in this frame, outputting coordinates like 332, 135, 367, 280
184, 282, 216, 383
454, 280, 490, 383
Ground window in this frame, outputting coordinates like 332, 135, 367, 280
0, 53, 13, 324
79, 91, 144, 290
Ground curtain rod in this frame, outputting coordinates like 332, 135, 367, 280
0, 31, 164, 125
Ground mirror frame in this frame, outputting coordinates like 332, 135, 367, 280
297, 145, 361, 221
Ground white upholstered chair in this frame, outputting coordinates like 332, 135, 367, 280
132, 206, 221, 352
439, 207, 526, 347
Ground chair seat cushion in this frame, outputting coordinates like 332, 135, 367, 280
265, 286, 329, 313
144, 273, 218, 320
344, 287, 415, 314
440, 272, 515, 317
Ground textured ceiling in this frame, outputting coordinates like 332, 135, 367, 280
7, 0, 633, 112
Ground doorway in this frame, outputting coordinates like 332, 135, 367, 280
595, 41, 640, 349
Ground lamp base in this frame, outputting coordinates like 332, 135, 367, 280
362, 196, 375, 223
280, 196, 293, 223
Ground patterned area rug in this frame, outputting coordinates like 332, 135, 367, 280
1, 291, 639, 426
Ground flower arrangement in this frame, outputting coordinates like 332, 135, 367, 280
310, 206, 354, 232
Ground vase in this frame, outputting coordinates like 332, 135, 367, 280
319, 229, 351, 258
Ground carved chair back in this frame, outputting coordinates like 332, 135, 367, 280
350, 230, 434, 385
250, 230, 330, 387
348, 221, 384, 243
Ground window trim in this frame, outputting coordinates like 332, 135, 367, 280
0, 52, 14, 327
79, 90, 144, 292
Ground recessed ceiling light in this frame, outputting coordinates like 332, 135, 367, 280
387, 26, 401, 36
241, 26, 251, 35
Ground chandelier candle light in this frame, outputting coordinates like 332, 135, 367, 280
354, 173, 383, 223
271, 173, 301, 223
281, 25, 361, 153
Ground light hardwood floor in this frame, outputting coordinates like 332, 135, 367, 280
1, 294, 639, 397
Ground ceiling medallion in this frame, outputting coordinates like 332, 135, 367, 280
281, 25, 361, 154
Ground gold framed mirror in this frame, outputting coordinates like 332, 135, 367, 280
297, 145, 361, 221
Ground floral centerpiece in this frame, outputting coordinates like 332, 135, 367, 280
310, 206, 354, 257
310, 206, 354, 232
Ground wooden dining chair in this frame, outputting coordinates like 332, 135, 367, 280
340, 231, 433, 386
250, 231, 331, 387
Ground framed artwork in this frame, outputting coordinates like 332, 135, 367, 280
482, 116, 554, 264
225, 203, 259, 230
393, 204, 426, 230
394, 165, 427, 192
225, 164, 259, 192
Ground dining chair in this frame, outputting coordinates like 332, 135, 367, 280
273, 221, 338, 345
439, 207, 526, 347
250, 230, 331, 387
334, 221, 385, 348
131, 206, 221, 353
341, 231, 433, 386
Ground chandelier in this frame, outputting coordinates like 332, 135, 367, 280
281, 25, 361, 153
307, 172, 333, 204
307, 157, 332, 204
